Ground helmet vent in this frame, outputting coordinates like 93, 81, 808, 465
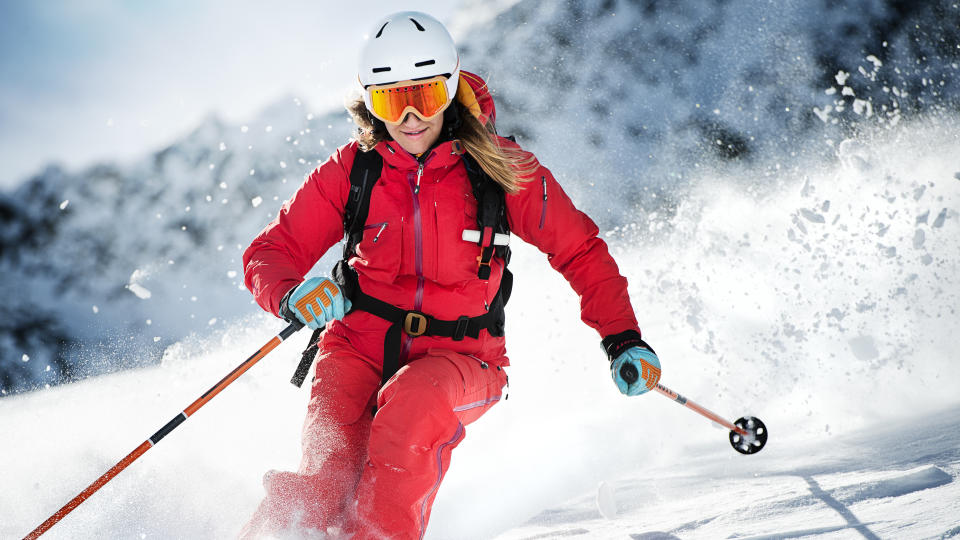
372, 67, 391, 73
414, 60, 436, 67
409, 18, 426, 31
375, 22, 389, 38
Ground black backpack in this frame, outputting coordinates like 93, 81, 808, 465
290, 146, 513, 387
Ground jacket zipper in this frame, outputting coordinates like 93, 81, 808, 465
400, 156, 430, 361
414, 161, 424, 194
538, 175, 548, 230
413, 160, 426, 297
433, 200, 440, 279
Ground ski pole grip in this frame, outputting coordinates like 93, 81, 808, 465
280, 320, 304, 340
620, 362, 639, 385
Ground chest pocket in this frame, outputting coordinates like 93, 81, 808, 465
353, 189, 404, 283
431, 182, 483, 285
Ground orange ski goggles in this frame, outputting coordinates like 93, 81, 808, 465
366, 75, 452, 125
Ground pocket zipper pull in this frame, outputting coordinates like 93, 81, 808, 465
373, 223, 387, 243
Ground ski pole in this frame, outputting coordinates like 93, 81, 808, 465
24, 321, 303, 540
620, 363, 768, 454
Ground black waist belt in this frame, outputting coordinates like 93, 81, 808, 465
350, 287, 502, 385
290, 262, 509, 388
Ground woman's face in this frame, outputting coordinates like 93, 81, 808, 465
384, 112, 444, 156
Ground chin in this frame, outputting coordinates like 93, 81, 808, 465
401, 134, 438, 155
402, 141, 427, 154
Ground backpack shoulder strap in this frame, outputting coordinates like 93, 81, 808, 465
461, 152, 511, 278
342, 148, 383, 259
292, 148, 382, 389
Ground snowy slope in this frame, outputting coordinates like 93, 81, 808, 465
492, 408, 960, 540
3, 116, 959, 539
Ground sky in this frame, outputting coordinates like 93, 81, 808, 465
0, 1, 459, 188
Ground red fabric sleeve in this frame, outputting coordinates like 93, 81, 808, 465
503, 139, 640, 338
242, 143, 357, 316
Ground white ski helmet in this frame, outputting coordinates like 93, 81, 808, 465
358, 11, 460, 112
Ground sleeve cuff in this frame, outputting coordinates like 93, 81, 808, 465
277, 284, 300, 322
601, 329, 655, 361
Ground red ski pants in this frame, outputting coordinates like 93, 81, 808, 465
240, 333, 507, 539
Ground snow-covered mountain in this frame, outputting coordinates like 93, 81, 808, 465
0, 100, 357, 393
1, 1, 958, 401
453, 0, 960, 214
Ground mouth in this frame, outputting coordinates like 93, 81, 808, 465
401, 128, 427, 138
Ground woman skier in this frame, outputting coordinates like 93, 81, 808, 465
241, 11, 661, 540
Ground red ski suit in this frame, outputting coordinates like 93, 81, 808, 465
241, 74, 640, 539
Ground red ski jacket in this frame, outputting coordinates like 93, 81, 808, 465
243, 75, 640, 368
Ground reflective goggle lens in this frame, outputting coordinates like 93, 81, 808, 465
368, 77, 450, 124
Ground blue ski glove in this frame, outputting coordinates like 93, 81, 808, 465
602, 330, 662, 396
612, 346, 662, 395
279, 277, 352, 330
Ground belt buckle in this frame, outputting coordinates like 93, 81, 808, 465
403, 311, 428, 337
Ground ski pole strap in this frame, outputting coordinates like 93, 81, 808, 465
290, 327, 324, 387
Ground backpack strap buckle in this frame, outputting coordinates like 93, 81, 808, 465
452, 316, 470, 341
476, 250, 494, 280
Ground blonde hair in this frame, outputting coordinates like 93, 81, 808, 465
346, 98, 536, 194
